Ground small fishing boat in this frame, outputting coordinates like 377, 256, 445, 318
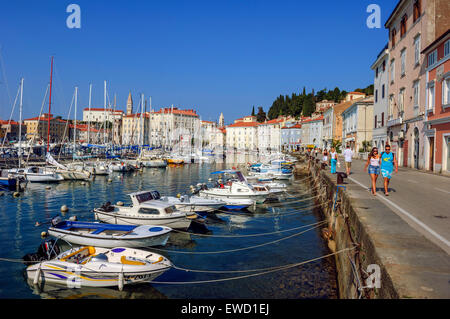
108, 161, 131, 172
93, 190, 197, 229
160, 194, 226, 212
142, 158, 167, 168
48, 218, 172, 248
198, 170, 271, 204
166, 157, 184, 165
8, 166, 64, 183
24, 239, 172, 290
0, 169, 27, 190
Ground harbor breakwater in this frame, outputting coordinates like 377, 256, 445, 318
294, 152, 450, 299
294, 153, 398, 299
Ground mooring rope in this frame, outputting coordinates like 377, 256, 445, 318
212, 199, 331, 218
171, 220, 327, 238
149, 246, 357, 285
147, 222, 326, 254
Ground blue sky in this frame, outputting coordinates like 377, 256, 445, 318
0, 0, 397, 124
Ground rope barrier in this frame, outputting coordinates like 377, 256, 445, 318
147, 222, 326, 254
171, 220, 327, 238
205, 200, 331, 218
149, 246, 357, 285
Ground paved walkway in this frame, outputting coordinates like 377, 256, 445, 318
335, 157, 450, 255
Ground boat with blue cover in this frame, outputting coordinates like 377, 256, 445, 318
48, 218, 172, 248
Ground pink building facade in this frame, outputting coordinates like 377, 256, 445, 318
423, 29, 450, 174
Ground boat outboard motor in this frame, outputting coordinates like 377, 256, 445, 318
100, 201, 114, 212
51, 216, 63, 227
23, 239, 61, 264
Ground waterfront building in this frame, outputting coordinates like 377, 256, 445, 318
257, 118, 284, 153
422, 29, 450, 174
345, 92, 366, 102
82, 107, 123, 124
371, 44, 390, 151
149, 107, 200, 149
326, 96, 366, 151
226, 120, 259, 152
0, 120, 26, 143
281, 123, 302, 152
23, 113, 66, 143
315, 100, 336, 113
301, 116, 324, 149
121, 112, 150, 145
322, 106, 334, 149
341, 97, 374, 153
384, 0, 450, 169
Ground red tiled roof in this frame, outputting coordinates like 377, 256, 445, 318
153, 107, 198, 117
83, 108, 123, 113
283, 124, 302, 129
123, 113, 150, 118
226, 121, 259, 128
0, 120, 22, 125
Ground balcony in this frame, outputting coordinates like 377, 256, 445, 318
387, 117, 402, 127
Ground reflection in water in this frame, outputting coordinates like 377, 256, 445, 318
0, 157, 337, 299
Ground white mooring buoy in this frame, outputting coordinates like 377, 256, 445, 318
61, 205, 69, 213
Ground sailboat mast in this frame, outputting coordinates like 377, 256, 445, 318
47, 56, 54, 153
88, 83, 92, 144
103, 80, 107, 145
18, 77, 24, 168
74, 86, 78, 152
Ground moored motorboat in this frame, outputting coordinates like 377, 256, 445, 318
93, 190, 197, 229
24, 239, 172, 290
198, 170, 271, 204
8, 166, 63, 183
160, 194, 226, 212
48, 218, 172, 248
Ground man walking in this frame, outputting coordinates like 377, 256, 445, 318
380, 144, 398, 196
343, 145, 354, 175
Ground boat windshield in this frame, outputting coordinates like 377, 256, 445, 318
235, 171, 246, 182
165, 206, 176, 214
134, 190, 161, 203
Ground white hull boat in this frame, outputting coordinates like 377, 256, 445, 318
8, 167, 63, 183
93, 190, 197, 229
160, 195, 226, 212
142, 159, 167, 168
48, 219, 172, 248
25, 242, 171, 290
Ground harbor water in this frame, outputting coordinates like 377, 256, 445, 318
0, 157, 337, 299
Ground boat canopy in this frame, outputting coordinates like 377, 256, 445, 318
210, 170, 246, 183
128, 190, 162, 204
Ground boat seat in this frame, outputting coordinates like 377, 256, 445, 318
120, 255, 146, 266
91, 228, 106, 235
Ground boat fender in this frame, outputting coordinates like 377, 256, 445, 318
61, 205, 69, 212
118, 271, 124, 291
33, 265, 41, 285
40, 231, 48, 238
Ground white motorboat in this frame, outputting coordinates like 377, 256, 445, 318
198, 170, 271, 204
8, 166, 64, 183
93, 190, 197, 229
160, 194, 226, 212
48, 218, 172, 248
109, 161, 132, 172
24, 239, 171, 290
84, 161, 110, 175
45, 154, 91, 181
142, 158, 167, 168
